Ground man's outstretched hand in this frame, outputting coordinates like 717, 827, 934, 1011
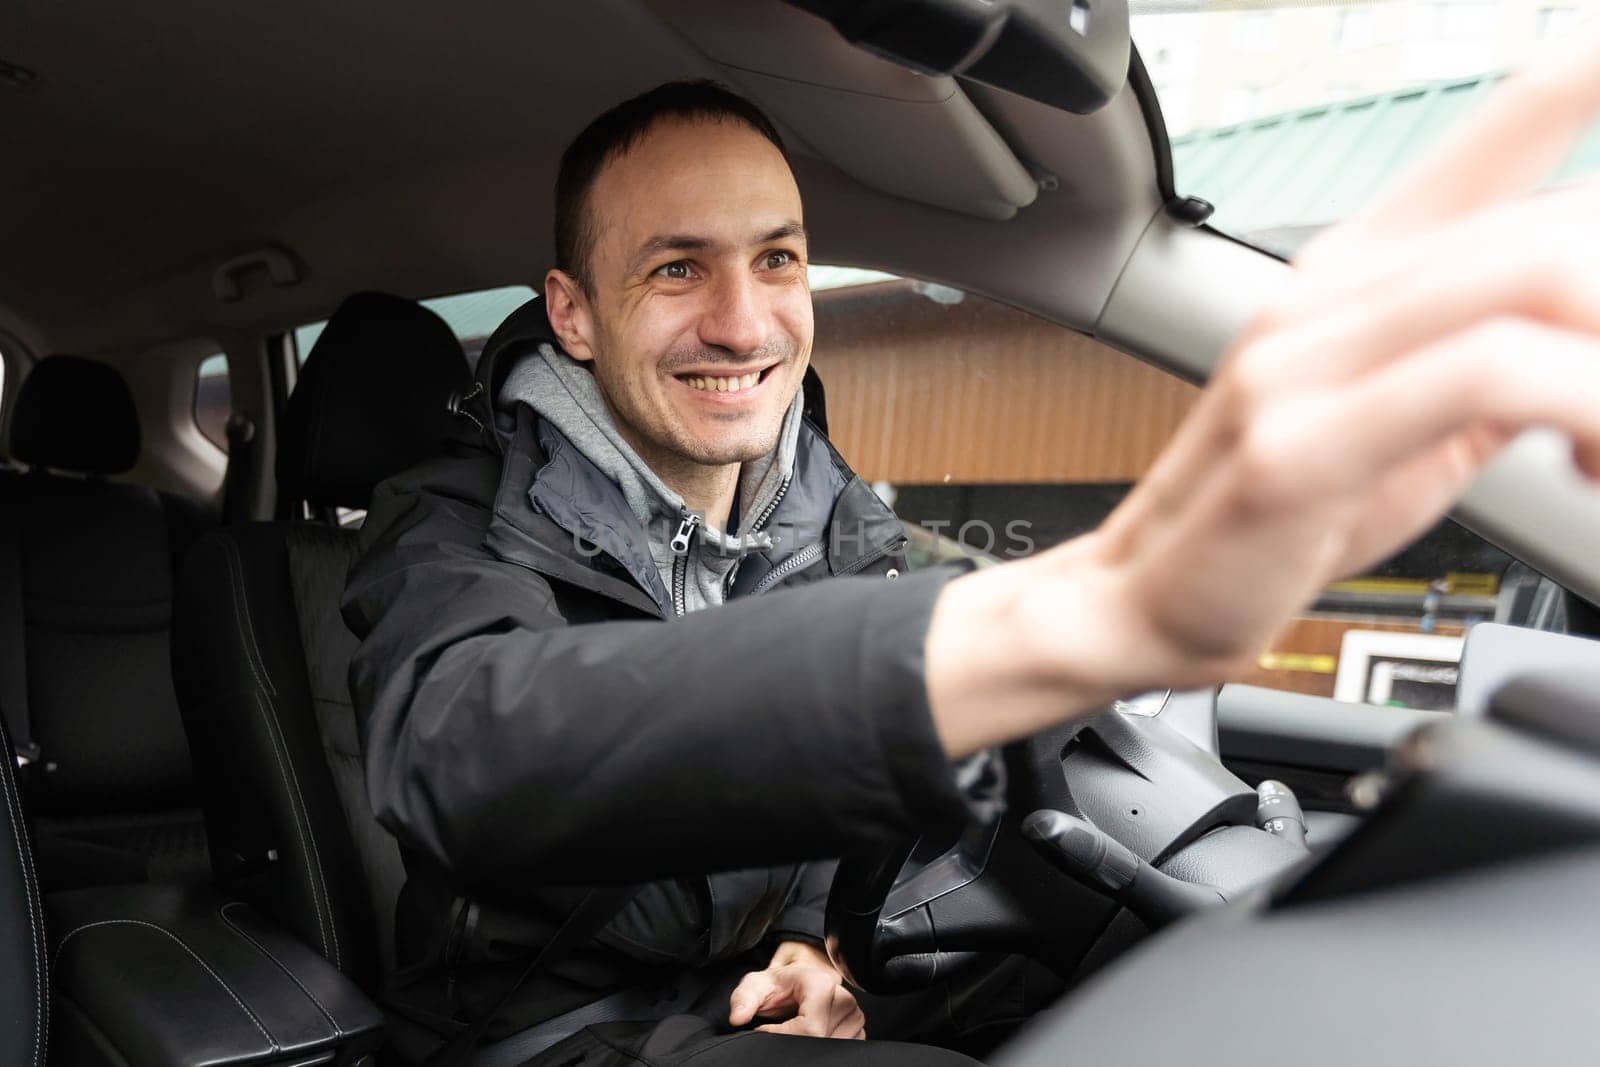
928, 33, 1600, 759
728, 940, 866, 1040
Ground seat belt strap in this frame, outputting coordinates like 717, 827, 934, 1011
221, 413, 259, 526
425, 884, 639, 1067
471, 965, 719, 1067
0, 478, 35, 766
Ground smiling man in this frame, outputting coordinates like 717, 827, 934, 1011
345, 47, 1600, 1067
532, 98, 818, 617
347, 83, 989, 1067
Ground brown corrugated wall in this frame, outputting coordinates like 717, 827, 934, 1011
810, 281, 1201, 485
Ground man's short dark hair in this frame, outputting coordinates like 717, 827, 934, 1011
554, 80, 787, 291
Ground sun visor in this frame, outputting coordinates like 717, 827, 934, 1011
647, 0, 1039, 221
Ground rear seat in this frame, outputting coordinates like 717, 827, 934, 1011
0, 355, 212, 889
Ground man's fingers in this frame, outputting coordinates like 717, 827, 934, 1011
1256, 182, 1600, 382
750, 970, 860, 1039
1105, 319, 1600, 670
1037, 38, 1600, 719
838, 1015, 868, 1040
826, 990, 867, 1040
1316, 29, 1600, 251
728, 971, 784, 1027
731, 965, 840, 1032
1249, 319, 1600, 500
1211, 317, 1600, 576
754, 1005, 829, 1039
787, 967, 839, 1034
756, 1017, 817, 1037
754, 1007, 864, 1041
1119, 189, 1600, 549
1335, 424, 1516, 579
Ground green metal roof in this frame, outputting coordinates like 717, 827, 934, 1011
1172, 73, 1600, 254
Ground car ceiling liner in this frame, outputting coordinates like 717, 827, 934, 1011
784, 0, 1131, 116
649, 0, 1093, 221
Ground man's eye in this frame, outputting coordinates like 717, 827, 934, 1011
763, 251, 793, 271
655, 261, 693, 280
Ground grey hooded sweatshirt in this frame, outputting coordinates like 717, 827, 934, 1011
501, 343, 804, 616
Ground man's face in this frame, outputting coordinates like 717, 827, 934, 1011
547, 118, 812, 471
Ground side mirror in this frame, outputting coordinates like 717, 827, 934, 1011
784, 0, 1131, 115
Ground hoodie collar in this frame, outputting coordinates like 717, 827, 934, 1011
469, 297, 906, 613
501, 343, 803, 559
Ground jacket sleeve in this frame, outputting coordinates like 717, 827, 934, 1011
342, 465, 969, 901
767, 860, 838, 947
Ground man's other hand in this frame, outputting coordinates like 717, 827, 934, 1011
927, 30, 1600, 760
728, 940, 867, 1039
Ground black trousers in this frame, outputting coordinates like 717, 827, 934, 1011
525, 1015, 980, 1066
520, 954, 1053, 1066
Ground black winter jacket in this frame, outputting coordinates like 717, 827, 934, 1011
341, 300, 968, 1046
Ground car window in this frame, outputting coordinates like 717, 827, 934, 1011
1131, 0, 1600, 256
293, 284, 535, 368
194, 352, 231, 453
815, 268, 1585, 713
811, 267, 1199, 554
288, 285, 536, 526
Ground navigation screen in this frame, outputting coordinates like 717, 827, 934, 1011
1334, 631, 1465, 711
1365, 658, 1459, 711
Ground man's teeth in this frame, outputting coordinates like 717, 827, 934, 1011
684, 371, 762, 393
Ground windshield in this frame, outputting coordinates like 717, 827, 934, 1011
1131, 0, 1600, 256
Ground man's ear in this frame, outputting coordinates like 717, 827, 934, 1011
544, 270, 598, 362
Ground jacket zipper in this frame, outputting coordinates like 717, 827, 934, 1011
670, 512, 701, 618
751, 542, 826, 595
723, 475, 793, 598
746, 474, 791, 535
751, 533, 904, 597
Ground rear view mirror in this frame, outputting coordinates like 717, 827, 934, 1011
784, 0, 1130, 114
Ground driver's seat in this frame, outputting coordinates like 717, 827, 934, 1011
172, 292, 470, 989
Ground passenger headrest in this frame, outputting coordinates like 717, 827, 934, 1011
11, 355, 141, 475
278, 291, 470, 510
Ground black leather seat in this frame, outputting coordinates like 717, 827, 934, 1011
47, 880, 385, 1066
0, 356, 213, 892
173, 292, 469, 989
0, 711, 47, 1067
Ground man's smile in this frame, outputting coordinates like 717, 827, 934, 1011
672, 361, 781, 400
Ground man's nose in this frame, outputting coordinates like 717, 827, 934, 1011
697, 273, 769, 358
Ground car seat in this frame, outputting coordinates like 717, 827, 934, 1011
0, 355, 213, 891
0, 709, 47, 1067
171, 293, 469, 988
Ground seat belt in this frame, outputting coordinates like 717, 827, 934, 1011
426, 884, 639, 1067
0, 479, 37, 769
221, 413, 259, 525
472, 963, 721, 1067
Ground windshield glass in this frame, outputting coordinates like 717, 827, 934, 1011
1131, 0, 1600, 256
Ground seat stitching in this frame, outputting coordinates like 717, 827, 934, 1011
53, 919, 278, 1049
251, 689, 342, 970
221, 538, 278, 699
218, 902, 342, 1034
218, 536, 340, 969
0, 741, 45, 1066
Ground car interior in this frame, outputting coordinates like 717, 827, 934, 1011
4, 1, 1600, 1065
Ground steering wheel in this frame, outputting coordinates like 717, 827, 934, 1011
825, 694, 1311, 995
